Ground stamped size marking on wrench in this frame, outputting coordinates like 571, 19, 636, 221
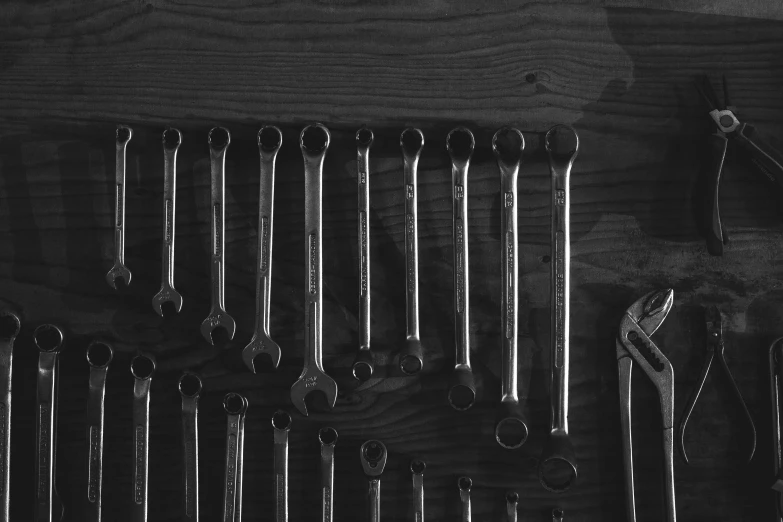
506, 492, 519, 522
201, 127, 236, 345
290, 124, 338, 416
0, 311, 19, 522
106, 125, 133, 289
458, 477, 472, 522
319, 428, 337, 522
447, 128, 476, 410
152, 128, 184, 316
34, 324, 64, 522
360, 440, 387, 522
242, 126, 283, 372
222, 393, 248, 522
272, 410, 291, 522
410, 460, 425, 522
353, 127, 375, 382
179, 373, 202, 522
399, 128, 425, 375
131, 353, 155, 522
86, 341, 113, 522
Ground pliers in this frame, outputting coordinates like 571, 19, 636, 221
617, 289, 676, 522
694, 74, 783, 256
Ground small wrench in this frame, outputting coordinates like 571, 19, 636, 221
34, 324, 65, 522
131, 352, 156, 522
106, 125, 133, 289
272, 410, 291, 522
290, 124, 338, 416
86, 341, 113, 522
458, 476, 472, 522
0, 311, 19, 522
179, 373, 202, 522
152, 128, 184, 316
360, 440, 387, 522
242, 126, 283, 372
352, 127, 375, 382
222, 392, 248, 522
201, 127, 237, 345
539, 125, 579, 492
506, 492, 519, 522
399, 128, 425, 375
319, 427, 337, 522
493, 127, 529, 449
446, 127, 476, 410
410, 460, 425, 522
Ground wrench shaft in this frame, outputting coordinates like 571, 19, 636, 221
181, 394, 199, 522
367, 479, 381, 522
320, 438, 335, 522
86, 364, 109, 522
304, 147, 324, 370
222, 402, 247, 522
273, 418, 289, 522
403, 137, 421, 342
452, 160, 470, 366
35, 352, 59, 522
0, 323, 16, 522
132, 378, 151, 522
162, 141, 178, 287
499, 154, 520, 403
357, 135, 371, 351
255, 142, 277, 338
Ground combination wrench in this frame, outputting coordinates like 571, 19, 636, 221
319, 427, 337, 522
506, 492, 519, 522
352, 127, 375, 382
458, 476, 472, 522
242, 126, 283, 372
290, 124, 338, 416
446, 127, 476, 410
360, 440, 388, 522
398, 128, 425, 375
152, 128, 184, 316
131, 352, 156, 522
86, 341, 113, 522
34, 324, 64, 522
272, 410, 291, 522
179, 373, 202, 522
222, 392, 248, 522
410, 460, 425, 522
106, 125, 133, 289
201, 127, 237, 345
539, 125, 579, 492
0, 311, 19, 522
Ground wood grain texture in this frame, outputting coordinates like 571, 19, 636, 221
0, 1, 782, 521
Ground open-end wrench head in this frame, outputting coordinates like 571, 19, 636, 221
352, 350, 374, 382
131, 353, 156, 380
178, 372, 203, 399
0, 311, 21, 340
538, 430, 578, 492
258, 125, 282, 156
400, 338, 423, 375
494, 401, 529, 449
200, 310, 237, 345
223, 392, 248, 415
86, 341, 113, 369
544, 125, 579, 166
290, 367, 338, 417
492, 127, 525, 167
448, 366, 476, 411
105, 263, 132, 289
401, 128, 425, 158
152, 286, 183, 317
33, 323, 64, 353
242, 333, 281, 373
300, 124, 331, 157
360, 440, 387, 477
446, 127, 475, 168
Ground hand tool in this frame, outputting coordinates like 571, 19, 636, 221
617, 289, 676, 522
0, 311, 19, 522
360, 440, 387, 522
131, 352, 156, 522
539, 125, 579, 492
446, 127, 476, 411
86, 341, 113, 522
493, 127, 529, 449
179, 373, 202, 522
505, 492, 518, 522
152, 128, 184, 316
106, 125, 133, 289
458, 476, 471, 522
242, 126, 283, 372
410, 460, 425, 522
290, 124, 338, 416
694, 74, 783, 255
677, 306, 756, 464
222, 393, 248, 522
552, 508, 564, 522
34, 324, 64, 522
272, 410, 291, 522
352, 127, 375, 382
319, 427, 337, 522
399, 128, 425, 375
201, 127, 236, 345
769, 338, 783, 518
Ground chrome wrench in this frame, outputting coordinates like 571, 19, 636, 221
539, 125, 579, 492
458, 476, 472, 522
506, 492, 519, 522
290, 124, 338, 416
242, 126, 283, 372
319, 427, 337, 522
179, 373, 202, 522
360, 440, 387, 522
446, 127, 476, 410
222, 392, 248, 522
399, 128, 425, 375
106, 125, 133, 289
131, 352, 156, 522
272, 410, 291, 522
411, 460, 425, 522
553, 508, 564, 522
352, 127, 375, 382
201, 127, 236, 345
493, 128, 529, 449
86, 341, 113, 522
0, 311, 19, 522
152, 128, 184, 316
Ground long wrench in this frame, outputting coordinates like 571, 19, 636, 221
352, 127, 375, 382
152, 128, 184, 316
179, 373, 202, 522
242, 126, 283, 372
0, 311, 19, 522
319, 427, 337, 522
131, 352, 156, 522
201, 127, 236, 345
360, 440, 387, 522
106, 125, 133, 289
222, 393, 248, 522
290, 124, 338, 416
410, 460, 425, 522
272, 410, 291, 522
539, 125, 579, 492
506, 492, 519, 522
399, 128, 425, 375
86, 341, 113, 522
446, 127, 476, 410
458, 476, 472, 522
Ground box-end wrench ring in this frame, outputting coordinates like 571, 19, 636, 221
131, 353, 156, 522
222, 392, 248, 522
319, 427, 337, 522
106, 125, 133, 289
86, 341, 113, 522
360, 440, 388, 522
506, 492, 519, 522
353, 127, 375, 382
272, 410, 291, 522
458, 476, 472, 522
411, 460, 426, 522
179, 373, 202, 522
0, 311, 20, 522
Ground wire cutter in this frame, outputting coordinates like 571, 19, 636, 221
694, 74, 783, 255
617, 289, 676, 522
677, 306, 756, 464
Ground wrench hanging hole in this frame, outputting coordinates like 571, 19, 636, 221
163, 128, 181, 150
208, 127, 230, 151
400, 354, 422, 375
116, 126, 132, 144
446, 128, 475, 163
458, 476, 472, 491
178, 373, 202, 398
544, 125, 578, 160
131, 354, 155, 380
223, 392, 246, 415
401, 128, 424, 155
258, 126, 282, 152
86, 342, 113, 368
492, 127, 525, 165
410, 460, 426, 474
33, 324, 63, 352
318, 427, 338, 446
301, 125, 330, 154
272, 410, 292, 431
506, 491, 519, 504
356, 127, 374, 147
0, 312, 20, 339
